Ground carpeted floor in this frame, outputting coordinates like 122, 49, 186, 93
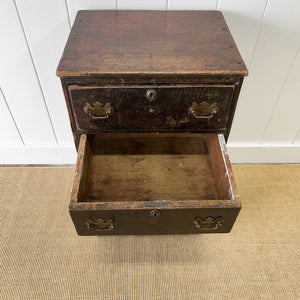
1, 165, 300, 299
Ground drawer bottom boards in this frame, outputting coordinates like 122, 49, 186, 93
70, 134, 240, 235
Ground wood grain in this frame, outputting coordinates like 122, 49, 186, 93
68, 84, 235, 133
57, 10, 247, 77
88, 154, 219, 202
207, 134, 239, 202
69, 133, 240, 235
71, 134, 239, 205
86, 134, 218, 202
60, 10, 245, 235
70, 133, 238, 206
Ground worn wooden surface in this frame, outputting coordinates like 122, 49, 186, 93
59, 10, 246, 235
87, 134, 218, 202
68, 84, 235, 133
70, 207, 240, 235
88, 154, 218, 202
69, 134, 240, 235
207, 134, 239, 202
57, 10, 247, 77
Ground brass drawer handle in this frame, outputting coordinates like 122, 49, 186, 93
84, 101, 114, 119
188, 101, 218, 119
86, 218, 116, 231
193, 216, 223, 230
145, 89, 157, 102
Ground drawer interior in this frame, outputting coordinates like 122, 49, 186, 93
74, 133, 235, 203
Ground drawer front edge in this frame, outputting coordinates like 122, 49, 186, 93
68, 85, 235, 133
70, 207, 240, 235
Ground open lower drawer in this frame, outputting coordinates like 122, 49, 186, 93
70, 133, 240, 235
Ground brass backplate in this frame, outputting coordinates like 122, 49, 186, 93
193, 216, 223, 230
86, 218, 116, 231
188, 101, 218, 119
84, 102, 114, 119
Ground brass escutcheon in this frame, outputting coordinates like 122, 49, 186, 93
149, 210, 161, 224
84, 101, 114, 119
145, 89, 157, 102
188, 101, 218, 119
193, 216, 223, 230
150, 210, 161, 217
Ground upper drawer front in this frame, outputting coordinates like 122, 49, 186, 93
68, 85, 235, 132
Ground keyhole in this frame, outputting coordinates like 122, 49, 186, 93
150, 210, 160, 217
146, 89, 157, 102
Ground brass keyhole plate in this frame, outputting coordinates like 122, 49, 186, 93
145, 89, 157, 102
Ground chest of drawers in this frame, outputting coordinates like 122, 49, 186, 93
57, 10, 247, 235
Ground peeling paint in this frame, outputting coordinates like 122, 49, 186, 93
218, 134, 228, 155
144, 200, 172, 207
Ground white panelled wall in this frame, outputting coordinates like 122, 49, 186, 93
0, 0, 299, 164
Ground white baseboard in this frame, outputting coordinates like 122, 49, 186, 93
0, 144, 76, 165
0, 144, 299, 165
228, 144, 300, 164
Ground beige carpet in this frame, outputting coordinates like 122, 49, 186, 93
1, 165, 300, 299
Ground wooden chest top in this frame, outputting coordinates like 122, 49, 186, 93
57, 10, 248, 77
